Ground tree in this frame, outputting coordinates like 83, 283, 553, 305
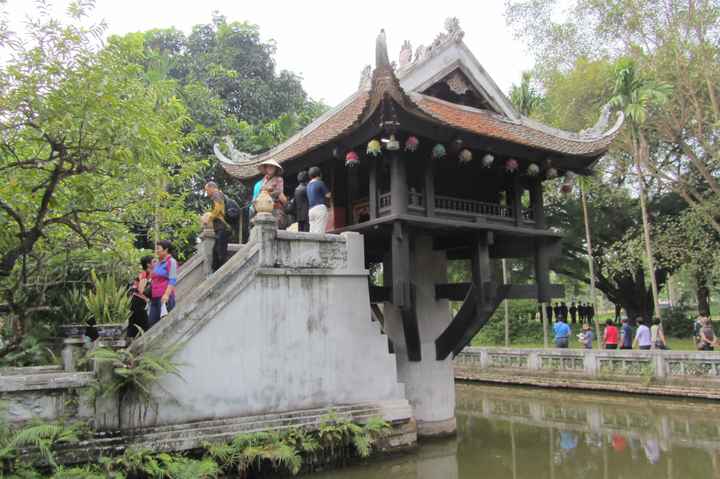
509, 72, 544, 116
610, 58, 672, 318
0, 4, 196, 332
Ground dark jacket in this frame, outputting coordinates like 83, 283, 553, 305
294, 183, 309, 223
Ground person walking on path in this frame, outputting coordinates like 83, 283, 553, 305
203, 181, 233, 272
546, 304, 553, 322
293, 171, 310, 232
633, 319, 652, 350
307, 166, 331, 234
603, 319, 619, 350
553, 317, 571, 348
650, 318, 668, 350
619, 318, 634, 350
569, 302, 578, 324
698, 317, 718, 351
553, 303, 561, 322
148, 240, 178, 329
579, 323, 594, 349
560, 302, 569, 322
578, 303, 586, 323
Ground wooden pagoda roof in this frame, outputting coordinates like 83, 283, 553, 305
218, 23, 623, 180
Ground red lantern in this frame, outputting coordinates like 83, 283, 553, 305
345, 151, 359, 167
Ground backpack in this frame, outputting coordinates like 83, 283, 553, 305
224, 196, 241, 221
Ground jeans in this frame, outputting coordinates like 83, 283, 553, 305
212, 227, 229, 272
555, 337, 569, 348
148, 296, 175, 329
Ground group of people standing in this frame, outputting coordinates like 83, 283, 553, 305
543, 301, 595, 324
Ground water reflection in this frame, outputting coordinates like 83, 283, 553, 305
307, 383, 720, 478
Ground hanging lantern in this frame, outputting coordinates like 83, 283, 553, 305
404, 136, 419, 152
545, 167, 558, 179
560, 172, 576, 194
385, 134, 400, 151
345, 150, 360, 167
505, 158, 519, 172
432, 143, 447, 159
481, 153, 494, 168
527, 163, 540, 176
459, 149, 473, 163
367, 139, 382, 157
450, 138, 464, 153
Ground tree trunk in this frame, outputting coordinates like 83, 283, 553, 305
696, 271, 711, 317
580, 182, 602, 348
635, 133, 662, 318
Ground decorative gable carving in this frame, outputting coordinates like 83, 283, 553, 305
422, 68, 497, 113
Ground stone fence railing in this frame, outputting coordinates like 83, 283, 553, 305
456, 346, 720, 382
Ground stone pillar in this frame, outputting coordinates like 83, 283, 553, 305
93, 356, 120, 430
384, 235, 456, 438
250, 212, 278, 267
198, 225, 215, 277
61, 337, 83, 372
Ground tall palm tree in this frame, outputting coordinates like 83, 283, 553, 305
577, 177, 602, 347
610, 58, 671, 319
510, 71, 544, 117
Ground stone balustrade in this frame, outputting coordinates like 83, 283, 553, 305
455, 347, 720, 394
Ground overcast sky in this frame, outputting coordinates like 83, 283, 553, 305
5, 0, 535, 106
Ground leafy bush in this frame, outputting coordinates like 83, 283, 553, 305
83, 271, 130, 325
473, 299, 545, 345
661, 306, 695, 338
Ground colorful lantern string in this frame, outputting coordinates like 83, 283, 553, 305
404, 136, 419, 152
432, 144, 447, 159
367, 139, 382, 157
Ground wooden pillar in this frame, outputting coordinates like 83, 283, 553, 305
391, 221, 420, 361
347, 167, 358, 224
369, 157, 378, 220
390, 152, 408, 216
512, 175, 522, 226
424, 156, 435, 217
529, 179, 546, 229
535, 237, 551, 348
472, 232, 493, 303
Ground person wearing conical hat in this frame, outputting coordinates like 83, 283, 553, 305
257, 159, 287, 228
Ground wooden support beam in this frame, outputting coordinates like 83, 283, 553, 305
369, 156, 378, 220
424, 156, 435, 217
535, 238, 551, 303
472, 232, 494, 303
512, 174, 523, 227
390, 152, 408, 216
435, 283, 564, 301
390, 221, 421, 361
529, 179, 546, 229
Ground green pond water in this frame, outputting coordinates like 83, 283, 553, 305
306, 383, 720, 479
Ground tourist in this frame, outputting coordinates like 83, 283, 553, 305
603, 319, 619, 350
553, 317, 571, 348
307, 166, 331, 234
633, 319, 652, 350
579, 323, 594, 349
588, 303, 596, 324
148, 240, 178, 328
569, 302, 577, 324
560, 301, 568, 321
546, 303, 553, 322
202, 181, 230, 272
578, 302, 586, 323
257, 159, 287, 228
127, 255, 153, 339
693, 315, 705, 346
614, 303, 622, 322
293, 171, 310, 232
619, 318, 634, 350
650, 318, 668, 350
248, 177, 264, 219
698, 317, 718, 351
553, 302, 561, 322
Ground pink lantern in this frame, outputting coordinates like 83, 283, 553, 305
404, 136, 419, 152
505, 158, 519, 172
345, 150, 360, 167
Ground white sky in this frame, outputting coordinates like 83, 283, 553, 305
4, 0, 534, 106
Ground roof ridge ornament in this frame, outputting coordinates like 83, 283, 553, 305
376, 29, 390, 69
213, 136, 253, 165
358, 65, 371, 90
580, 103, 616, 138
407, 18, 464, 68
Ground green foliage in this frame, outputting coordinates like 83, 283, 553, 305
0, 420, 84, 472
59, 288, 90, 326
83, 271, 130, 325
473, 300, 545, 345
661, 307, 695, 339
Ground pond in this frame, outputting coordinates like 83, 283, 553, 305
305, 383, 720, 479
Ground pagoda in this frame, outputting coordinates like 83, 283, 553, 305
215, 19, 622, 436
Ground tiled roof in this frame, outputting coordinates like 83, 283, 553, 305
221, 91, 370, 179
413, 94, 622, 157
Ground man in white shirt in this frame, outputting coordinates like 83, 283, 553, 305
633, 319, 652, 350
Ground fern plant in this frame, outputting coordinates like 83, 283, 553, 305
0, 420, 84, 471
83, 270, 130, 325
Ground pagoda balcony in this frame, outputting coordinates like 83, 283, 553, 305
372, 191, 535, 226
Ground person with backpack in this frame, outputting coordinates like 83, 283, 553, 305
203, 181, 240, 272
293, 171, 310, 232
148, 240, 178, 328
127, 255, 154, 339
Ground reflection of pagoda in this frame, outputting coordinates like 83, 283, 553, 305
217, 19, 622, 437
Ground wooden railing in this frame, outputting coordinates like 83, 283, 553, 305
435, 195, 513, 218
